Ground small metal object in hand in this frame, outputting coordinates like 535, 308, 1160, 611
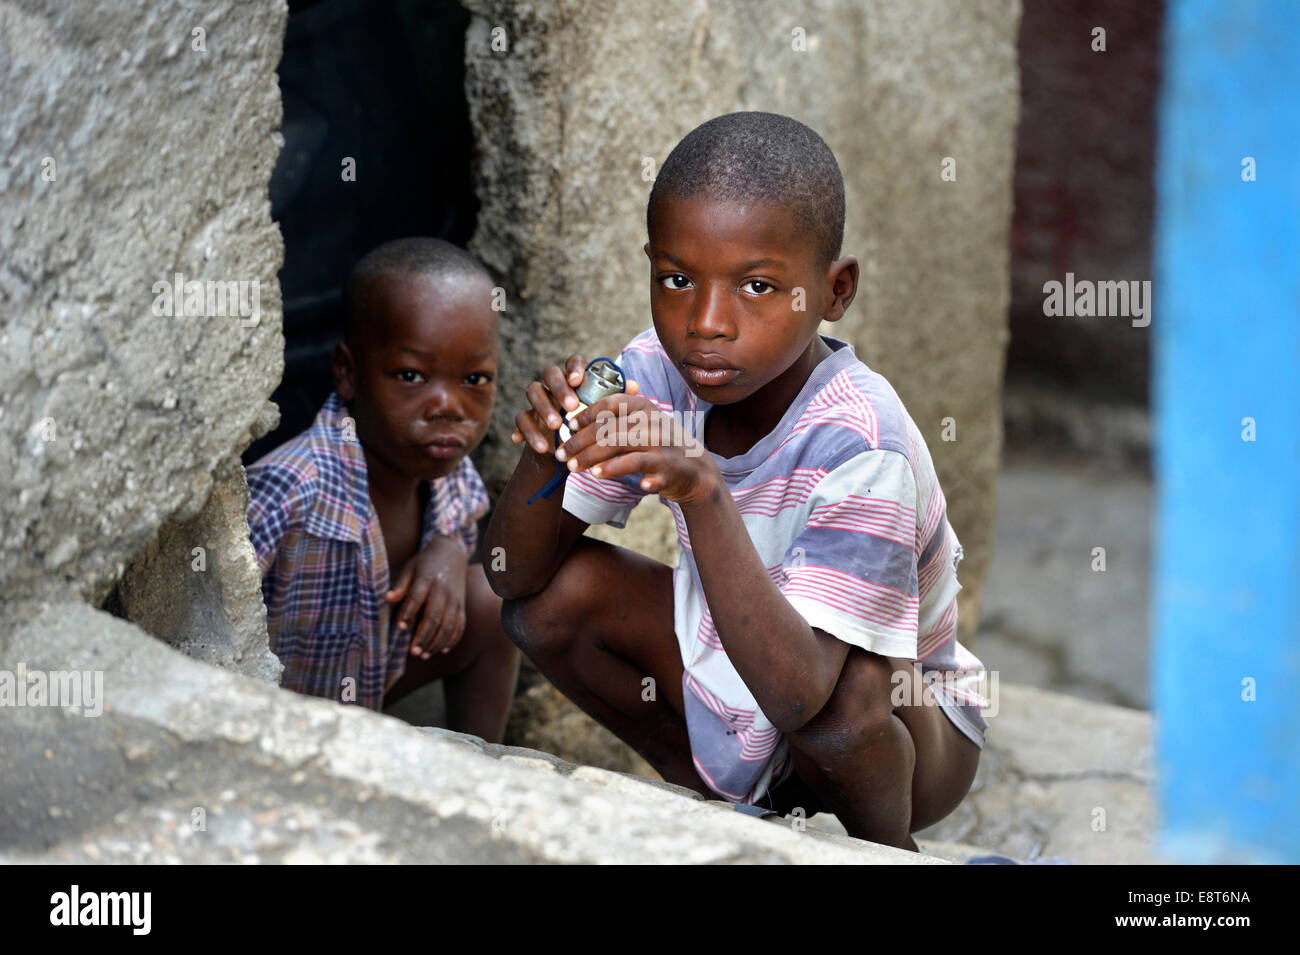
527, 356, 626, 504
559, 357, 625, 443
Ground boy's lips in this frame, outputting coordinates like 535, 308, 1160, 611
682, 354, 740, 387
419, 435, 467, 459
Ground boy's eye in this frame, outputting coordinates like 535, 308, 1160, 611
660, 274, 692, 291
395, 370, 425, 384
744, 279, 775, 295
466, 372, 494, 386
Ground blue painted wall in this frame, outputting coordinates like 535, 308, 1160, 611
1152, 0, 1300, 862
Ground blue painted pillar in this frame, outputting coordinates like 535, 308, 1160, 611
1152, 0, 1300, 862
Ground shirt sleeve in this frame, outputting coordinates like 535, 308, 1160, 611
244, 460, 299, 578
426, 456, 490, 556
560, 331, 675, 529
778, 447, 921, 659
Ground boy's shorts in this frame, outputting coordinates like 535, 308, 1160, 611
712, 665, 989, 809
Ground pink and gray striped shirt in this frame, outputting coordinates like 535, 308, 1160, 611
562, 328, 989, 805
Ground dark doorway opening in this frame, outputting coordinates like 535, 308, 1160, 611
244, 0, 478, 465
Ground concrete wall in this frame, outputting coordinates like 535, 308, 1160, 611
0, 0, 287, 639
464, 0, 1021, 643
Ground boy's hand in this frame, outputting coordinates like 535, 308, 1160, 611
385, 535, 468, 659
509, 353, 588, 455
556, 388, 721, 509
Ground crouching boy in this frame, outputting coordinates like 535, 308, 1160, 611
247, 238, 519, 741
484, 114, 989, 849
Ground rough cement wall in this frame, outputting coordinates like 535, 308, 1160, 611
111, 463, 282, 682
464, 0, 1021, 644
0, 0, 286, 617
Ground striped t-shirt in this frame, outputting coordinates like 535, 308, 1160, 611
561, 328, 990, 805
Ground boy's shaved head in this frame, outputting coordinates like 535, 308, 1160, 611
342, 237, 493, 347
647, 111, 846, 267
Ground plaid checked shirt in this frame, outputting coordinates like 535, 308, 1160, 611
245, 391, 489, 709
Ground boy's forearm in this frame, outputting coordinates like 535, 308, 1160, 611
483, 445, 570, 599
680, 480, 845, 733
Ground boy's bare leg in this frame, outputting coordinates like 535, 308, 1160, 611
780, 648, 980, 850
493, 533, 981, 842
499, 536, 709, 796
384, 564, 520, 743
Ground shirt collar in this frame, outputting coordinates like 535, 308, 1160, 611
694, 334, 859, 474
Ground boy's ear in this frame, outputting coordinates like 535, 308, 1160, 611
643, 241, 652, 262
332, 340, 357, 402
823, 255, 859, 324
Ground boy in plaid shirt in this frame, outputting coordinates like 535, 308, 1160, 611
246, 238, 518, 741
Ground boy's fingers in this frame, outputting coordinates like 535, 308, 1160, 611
514, 408, 552, 455
526, 380, 565, 430
441, 608, 467, 655
411, 591, 446, 657
563, 398, 660, 468
542, 365, 579, 415
555, 407, 605, 462
569, 392, 619, 431
562, 434, 626, 475
585, 449, 656, 484
573, 392, 652, 431
397, 576, 434, 632
565, 353, 587, 389
386, 563, 413, 602
426, 597, 458, 655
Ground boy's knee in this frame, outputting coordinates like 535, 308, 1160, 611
786, 651, 898, 766
500, 594, 548, 655
498, 551, 599, 656
499, 590, 582, 659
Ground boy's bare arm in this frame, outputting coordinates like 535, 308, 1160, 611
483, 443, 589, 599
678, 478, 849, 733
557, 394, 848, 733
483, 354, 591, 600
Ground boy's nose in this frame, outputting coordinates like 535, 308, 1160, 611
688, 285, 736, 339
421, 382, 463, 420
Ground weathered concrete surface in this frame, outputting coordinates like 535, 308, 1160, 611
504, 669, 660, 779
916, 683, 1160, 864
463, 0, 1022, 645
386, 621, 1159, 864
387, 659, 1161, 863
0, 0, 287, 611
111, 457, 284, 684
0, 603, 945, 864
385, 650, 661, 779
1003, 380, 1152, 477
1, 602, 1158, 864
977, 452, 1154, 709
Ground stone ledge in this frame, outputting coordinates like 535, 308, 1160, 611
0, 602, 943, 864
914, 683, 1160, 863
1, 600, 1159, 864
